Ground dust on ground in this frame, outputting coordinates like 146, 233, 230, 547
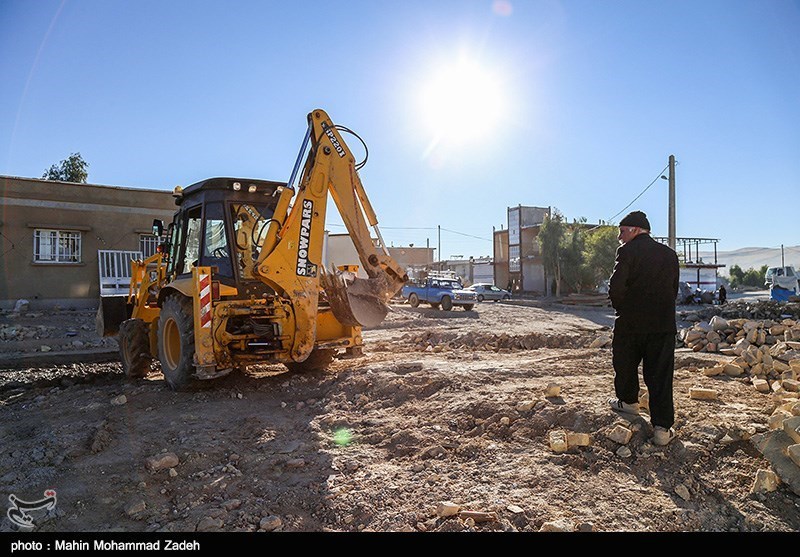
1, 300, 798, 532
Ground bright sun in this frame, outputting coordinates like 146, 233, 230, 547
418, 58, 507, 153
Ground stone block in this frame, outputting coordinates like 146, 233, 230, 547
689, 387, 719, 400
753, 379, 770, 393
784, 379, 800, 393
607, 425, 632, 444
788, 444, 800, 468
784, 416, 800, 444
566, 432, 592, 447
702, 366, 725, 377
723, 364, 744, 377
750, 469, 780, 494
549, 430, 568, 453
769, 410, 792, 430
544, 383, 561, 397
436, 501, 460, 517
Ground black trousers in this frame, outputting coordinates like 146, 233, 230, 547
612, 331, 675, 429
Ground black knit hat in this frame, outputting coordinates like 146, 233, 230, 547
619, 211, 651, 230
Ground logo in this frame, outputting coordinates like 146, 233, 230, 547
321, 121, 346, 158
7, 490, 57, 529
296, 199, 317, 277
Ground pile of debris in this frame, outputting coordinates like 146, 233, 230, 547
680, 299, 800, 323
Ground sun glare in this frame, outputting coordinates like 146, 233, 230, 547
418, 58, 507, 153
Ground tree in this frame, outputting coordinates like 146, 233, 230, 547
42, 152, 89, 183
537, 210, 566, 296
583, 225, 619, 288
560, 218, 589, 294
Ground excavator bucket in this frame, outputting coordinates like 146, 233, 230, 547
320, 267, 391, 328
95, 295, 131, 337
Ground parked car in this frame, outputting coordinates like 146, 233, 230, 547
465, 283, 511, 302
402, 275, 477, 311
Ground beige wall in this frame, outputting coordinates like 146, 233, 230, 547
324, 232, 433, 278
0, 175, 175, 308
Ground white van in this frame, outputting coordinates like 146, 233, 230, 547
765, 266, 798, 288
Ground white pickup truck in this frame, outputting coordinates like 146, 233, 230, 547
765, 266, 799, 289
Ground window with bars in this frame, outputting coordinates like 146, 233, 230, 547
33, 229, 82, 263
139, 234, 159, 258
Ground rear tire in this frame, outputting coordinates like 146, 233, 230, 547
285, 348, 336, 373
157, 294, 198, 391
408, 293, 420, 308
119, 318, 152, 378
441, 296, 453, 311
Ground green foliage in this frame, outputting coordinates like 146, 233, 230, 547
583, 226, 619, 287
728, 264, 769, 288
42, 152, 89, 183
537, 210, 566, 296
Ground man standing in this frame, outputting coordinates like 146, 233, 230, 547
607, 211, 680, 446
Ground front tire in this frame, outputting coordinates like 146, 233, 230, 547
503, 294, 511, 300
408, 293, 420, 308
441, 296, 453, 311
119, 318, 152, 378
477, 294, 485, 302
285, 348, 336, 373
157, 294, 197, 391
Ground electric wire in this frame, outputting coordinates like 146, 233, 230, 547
335, 125, 369, 170
605, 163, 670, 224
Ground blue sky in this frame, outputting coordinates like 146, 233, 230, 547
1, 0, 798, 263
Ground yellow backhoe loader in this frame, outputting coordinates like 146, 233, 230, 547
97, 109, 408, 390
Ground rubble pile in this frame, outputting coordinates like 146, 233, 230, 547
400, 331, 590, 352
680, 299, 800, 323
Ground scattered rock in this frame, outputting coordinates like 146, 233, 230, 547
111, 394, 127, 405
539, 518, 575, 532
750, 469, 780, 494
566, 432, 592, 447
196, 517, 223, 532
616, 446, 632, 458
545, 383, 561, 397
124, 500, 146, 517
168, 468, 178, 478
146, 452, 179, 472
436, 501, 460, 517
608, 425, 633, 444
506, 505, 524, 514
259, 515, 282, 531
675, 484, 691, 501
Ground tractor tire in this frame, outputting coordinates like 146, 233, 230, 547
462, 304, 474, 311
408, 293, 420, 308
285, 348, 336, 373
157, 294, 198, 391
441, 296, 453, 311
119, 318, 152, 378
477, 294, 485, 302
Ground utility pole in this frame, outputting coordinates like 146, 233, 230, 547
668, 154, 676, 250
438, 225, 441, 271
782, 244, 785, 267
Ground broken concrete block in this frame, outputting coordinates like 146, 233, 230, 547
608, 425, 632, 444
146, 452, 180, 471
458, 510, 497, 523
702, 366, 725, 377
753, 379, 770, 393
436, 501, 460, 517
792, 401, 800, 416
710, 316, 729, 331
689, 387, 719, 401
566, 432, 592, 447
784, 416, 800, 444
788, 444, 800, 468
750, 469, 780, 494
549, 430, 568, 453
544, 383, 561, 397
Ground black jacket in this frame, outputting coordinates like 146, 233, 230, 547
608, 233, 679, 334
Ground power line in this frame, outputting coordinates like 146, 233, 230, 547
606, 163, 670, 224
439, 227, 492, 242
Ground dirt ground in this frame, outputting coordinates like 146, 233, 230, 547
1, 300, 799, 533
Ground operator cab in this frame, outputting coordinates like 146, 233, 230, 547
162, 177, 286, 293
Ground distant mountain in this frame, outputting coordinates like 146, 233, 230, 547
697, 245, 800, 276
